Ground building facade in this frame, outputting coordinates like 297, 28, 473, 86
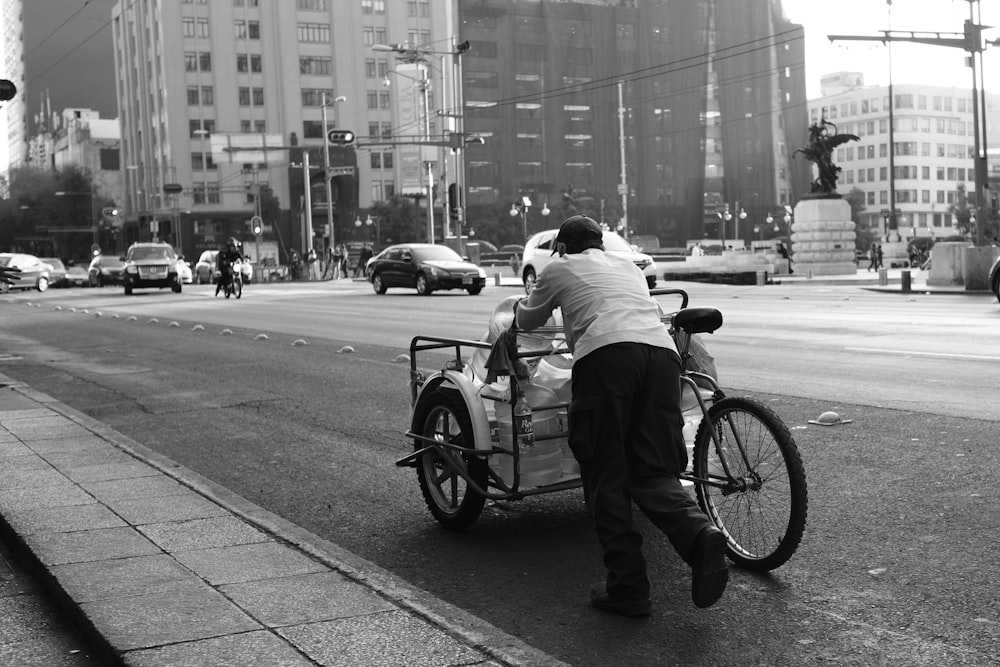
809, 76, 1000, 241
456, 0, 809, 248
111, 0, 450, 262
107, 0, 808, 260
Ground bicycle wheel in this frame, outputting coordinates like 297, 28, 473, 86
413, 389, 487, 530
692, 397, 807, 571
234, 276, 242, 299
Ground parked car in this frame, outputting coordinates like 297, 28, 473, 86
0, 252, 52, 292
990, 253, 1000, 303
194, 250, 218, 284
520, 229, 657, 292
65, 264, 89, 287
367, 243, 487, 295
122, 242, 182, 295
88, 255, 126, 286
39, 257, 68, 288
176, 256, 193, 284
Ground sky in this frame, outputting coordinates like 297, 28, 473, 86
783, 0, 1000, 99
2, 0, 998, 171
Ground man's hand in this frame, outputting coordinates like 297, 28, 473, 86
0, 265, 21, 285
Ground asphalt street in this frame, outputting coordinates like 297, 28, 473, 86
1, 278, 998, 665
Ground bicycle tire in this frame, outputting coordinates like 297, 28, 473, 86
692, 396, 807, 571
235, 276, 242, 299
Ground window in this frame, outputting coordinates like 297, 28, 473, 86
301, 89, 332, 106
184, 52, 198, 71
300, 56, 332, 75
370, 153, 381, 169
237, 55, 262, 73
365, 59, 376, 78
303, 121, 324, 139
367, 91, 378, 109
187, 86, 200, 105
298, 23, 330, 42
382, 152, 393, 168
368, 122, 379, 138
235, 21, 247, 39
253, 88, 264, 105
297, 0, 328, 9
199, 52, 212, 71
201, 86, 214, 105
182, 17, 195, 37
248, 21, 260, 39
239, 87, 250, 105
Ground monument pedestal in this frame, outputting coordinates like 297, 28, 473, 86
790, 198, 857, 276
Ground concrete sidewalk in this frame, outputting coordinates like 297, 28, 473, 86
0, 375, 567, 667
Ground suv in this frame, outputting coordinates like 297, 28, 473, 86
520, 229, 657, 292
122, 242, 182, 295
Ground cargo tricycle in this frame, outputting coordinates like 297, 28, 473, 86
397, 288, 807, 571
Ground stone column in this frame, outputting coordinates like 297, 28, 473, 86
790, 198, 857, 276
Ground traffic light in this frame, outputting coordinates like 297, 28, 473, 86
0, 79, 16, 102
326, 129, 355, 145
448, 183, 462, 224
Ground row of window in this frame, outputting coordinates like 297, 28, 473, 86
841, 165, 974, 184
836, 142, 974, 161
836, 117, 976, 138
848, 188, 978, 207
816, 94, 979, 121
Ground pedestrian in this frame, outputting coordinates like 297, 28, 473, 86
509, 252, 521, 276
776, 241, 792, 274
355, 243, 373, 278
322, 245, 335, 280
306, 247, 318, 281
338, 244, 350, 278
330, 245, 343, 279
515, 215, 728, 617
875, 244, 884, 269
866, 245, 877, 272
289, 249, 300, 280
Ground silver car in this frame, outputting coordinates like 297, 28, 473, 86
520, 229, 657, 293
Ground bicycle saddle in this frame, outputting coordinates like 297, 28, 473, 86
671, 307, 723, 335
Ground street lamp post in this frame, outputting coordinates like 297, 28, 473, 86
510, 196, 532, 242
355, 214, 381, 248
373, 39, 471, 244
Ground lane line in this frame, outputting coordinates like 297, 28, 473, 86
844, 346, 1000, 362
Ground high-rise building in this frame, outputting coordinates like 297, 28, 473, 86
456, 0, 809, 247
111, 0, 451, 261
808, 76, 1000, 240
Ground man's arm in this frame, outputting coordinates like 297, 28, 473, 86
515, 269, 557, 331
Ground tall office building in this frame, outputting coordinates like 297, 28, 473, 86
111, 0, 450, 260
456, 0, 809, 246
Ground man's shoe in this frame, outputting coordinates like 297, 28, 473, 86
691, 527, 728, 608
589, 582, 651, 618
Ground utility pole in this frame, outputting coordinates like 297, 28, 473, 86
829, 0, 992, 245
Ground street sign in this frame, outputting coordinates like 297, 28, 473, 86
149, 219, 159, 233
163, 183, 183, 194
326, 129, 355, 145
329, 166, 356, 177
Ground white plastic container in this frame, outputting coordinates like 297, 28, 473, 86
492, 383, 564, 487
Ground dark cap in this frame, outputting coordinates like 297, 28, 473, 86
553, 215, 604, 255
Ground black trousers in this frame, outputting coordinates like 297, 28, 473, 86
569, 343, 713, 600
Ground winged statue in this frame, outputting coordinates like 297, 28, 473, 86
793, 119, 860, 196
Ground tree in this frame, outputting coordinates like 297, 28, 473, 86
366, 195, 424, 245
843, 187, 874, 252
948, 183, 974, 239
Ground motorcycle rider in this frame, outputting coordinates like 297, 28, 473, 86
215, 237, 245, 297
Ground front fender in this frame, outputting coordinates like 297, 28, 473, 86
411, 369, 492, 452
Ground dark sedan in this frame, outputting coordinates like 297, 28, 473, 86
367, 243, 487, 295
88, 255, 126, 286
